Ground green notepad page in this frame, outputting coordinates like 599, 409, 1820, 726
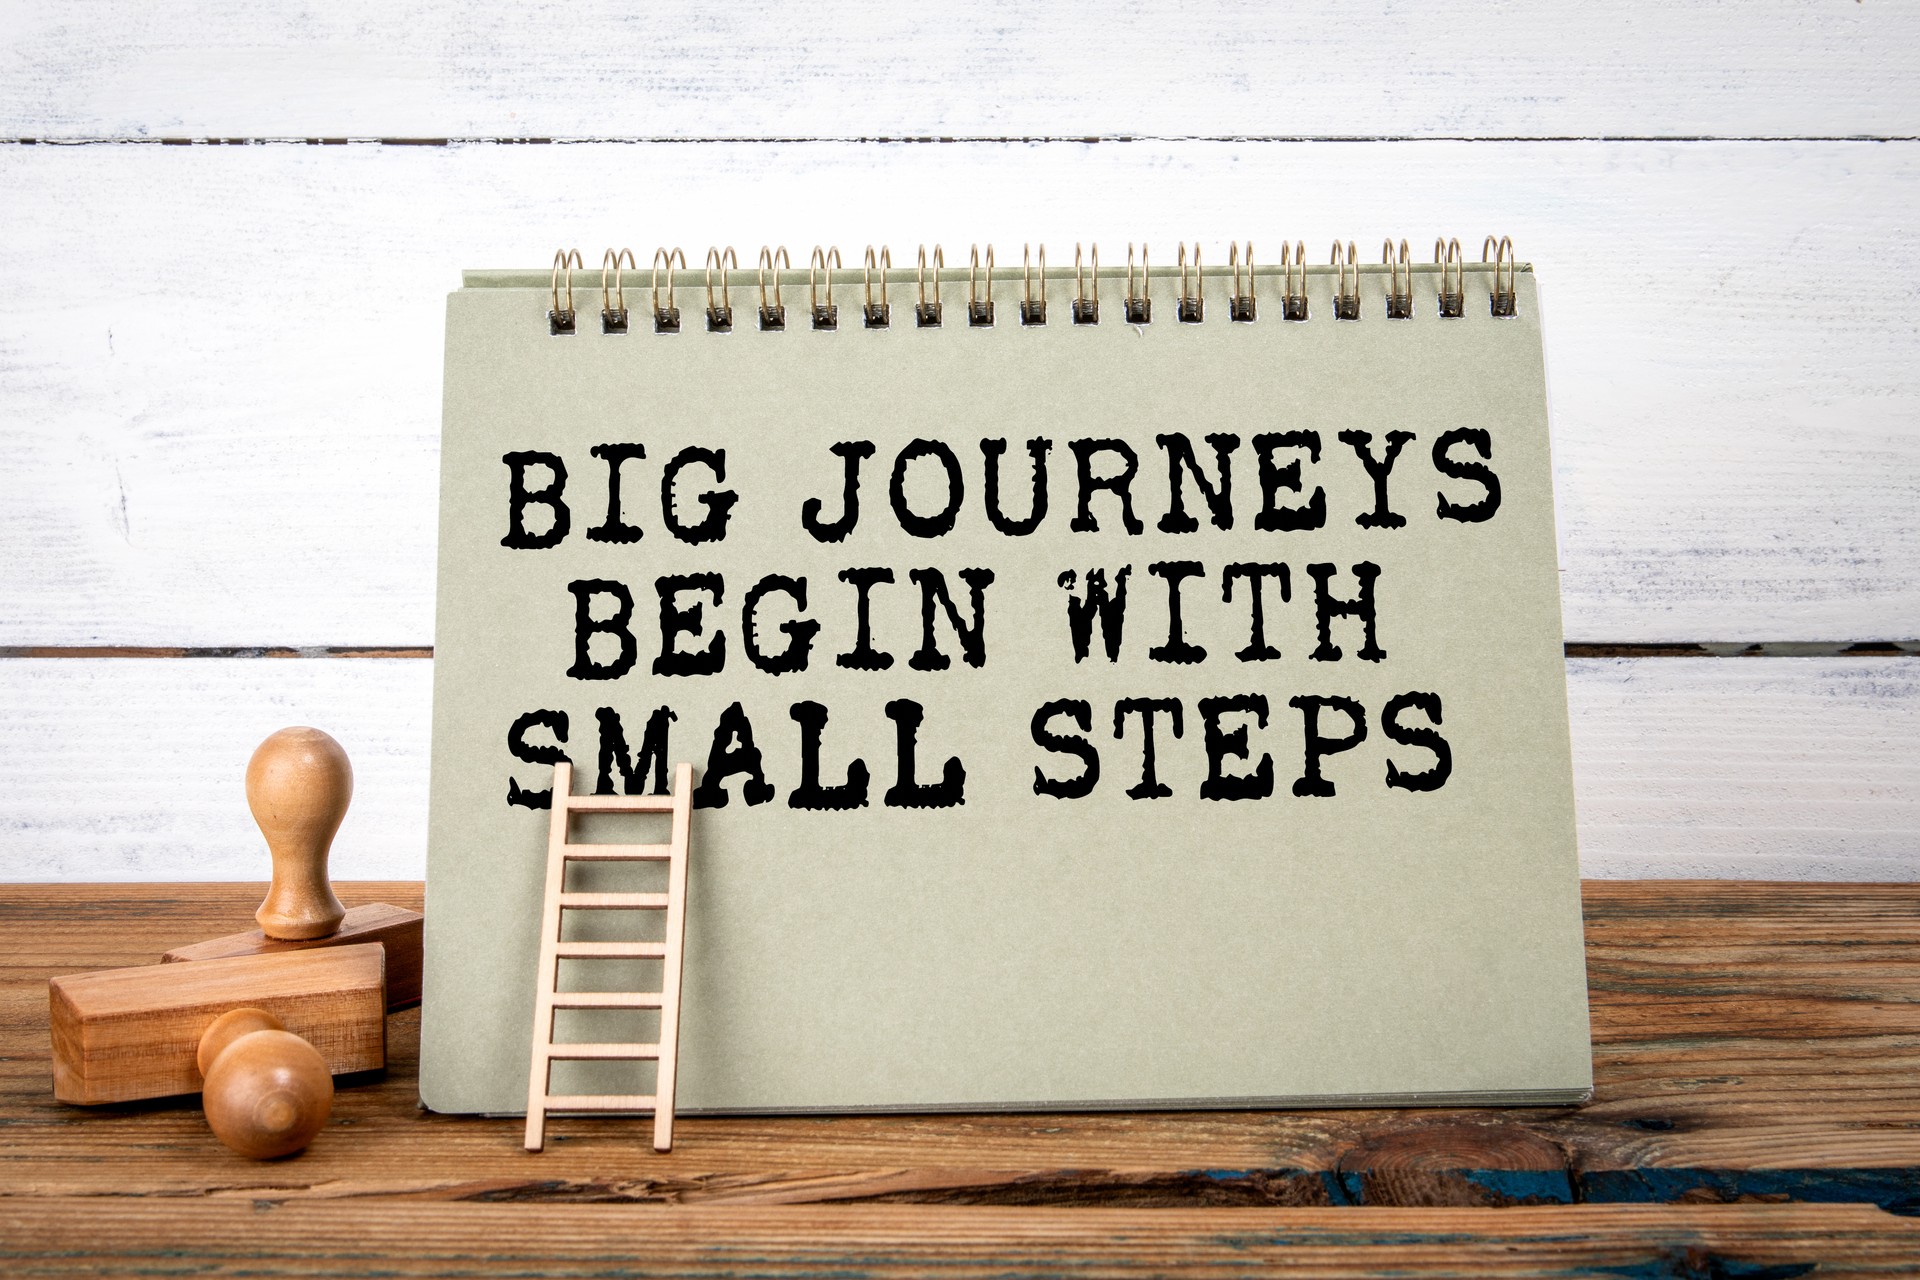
420, 259, 1592, 1113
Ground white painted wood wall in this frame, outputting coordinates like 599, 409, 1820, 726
3, 2, 1915, 881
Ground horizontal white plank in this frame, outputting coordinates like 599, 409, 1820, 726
3, 141, 1916, 645
3, 1, 1916, 140
0, 657, 1912, 882
0, 659, 433, 883
1567, 657, 1920, 879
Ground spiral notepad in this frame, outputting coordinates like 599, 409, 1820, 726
420, 239, 1592, 1115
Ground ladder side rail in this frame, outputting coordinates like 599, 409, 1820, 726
523, 759, 579, 1151
652, 761, 695, 1152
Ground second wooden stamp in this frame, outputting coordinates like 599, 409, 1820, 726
162, 727, 424, 1009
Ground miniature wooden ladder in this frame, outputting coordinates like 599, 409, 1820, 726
525, 759, 693, 1153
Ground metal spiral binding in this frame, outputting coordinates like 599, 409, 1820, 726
652, 248, 685, 333
1021, 245, 1047, 326
1228, 242, 1255, 322
1331, 241, 1360, 321
601, 248, 634, 334
1280, 242, 1308, 321
916, 246, 943, 327
810, 247, 841, 330
548, 237, 1522, 335
1073, 244, 1099, 325
1435, 238, 1465, 318
549, 249, 582, 335
864, 247, 891, 328
1384, 239, 1413, 319
1176, 243, 1204, 323
1125, 244, 1150, 324
1484, 235, 1517, 317
758, 246, 789, 330
706, 247, 736, 332
968, 245, 995, 327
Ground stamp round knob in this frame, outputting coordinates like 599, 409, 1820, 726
196, 1008, 334, 1159
248, 727, 350, 940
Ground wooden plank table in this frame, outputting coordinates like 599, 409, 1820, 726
4, 881, 1919, 1275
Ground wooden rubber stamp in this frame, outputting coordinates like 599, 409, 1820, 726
251, 725, 352, 939
49, 943, 385, 1106
161, 727, 424, 1009
196, 1007, 335, 1158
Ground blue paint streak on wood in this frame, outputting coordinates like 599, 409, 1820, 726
1587, 1259, 1815, 1279
1319, 1170, 1362, 1205
1187, 1167, 1920, 1214
1582, 1168, 1920, 1217
1460, 1168, 1578, 1204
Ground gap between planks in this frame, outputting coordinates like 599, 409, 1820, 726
11, 135, 1920, 147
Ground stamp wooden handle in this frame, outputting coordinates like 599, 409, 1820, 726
195, 1008, 334, 1159
248, 727, 350, 940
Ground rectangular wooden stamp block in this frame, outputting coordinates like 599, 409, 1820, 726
50, 943, 386, 1105
161, 902, 424, 1010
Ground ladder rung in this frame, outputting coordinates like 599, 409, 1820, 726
563, 843, 674, 862
564, 793, 679, 813
557, 892, 668, 909
547, 990, 665, 1008
552, 942, 667, 960
543, 1042, 661, 1060
539, 1094, 658, 1112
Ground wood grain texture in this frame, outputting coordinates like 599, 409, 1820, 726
6, 882, 1920, 1235
47, 942, 385, 1103
6, 1200, 1920, 1278
3, 141, 1915, 646
1, 656, 1913, 883
3, 1, 1916, 140
162, 901, 425, 1010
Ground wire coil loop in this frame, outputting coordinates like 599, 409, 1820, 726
916, 245, 944, 327
705, 247, 736, 332
1176, 243, 1203, 323
1384, 239, 1413, 319
1073, 243, 1099, 325
1021, 244, 1047, 326
809, 247, 841, 330
549, 248, 582, 335
651, 248, 686, 333
863, 246, 892, 329
969, 244, 995, 327
1228, 242, 1255, 322
1484, 235, 1517, 316
757, 246, 789, 330
1332, 240, 1360, 321
1125, 243, 1151, 324
1280, 241, 1308, 321
1435, 238, 1464, 317
600, 248, 635, 334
